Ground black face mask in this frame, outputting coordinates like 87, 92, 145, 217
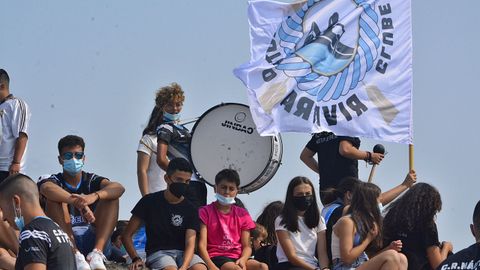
169, 182, 188, 198
293, 195, 313, 211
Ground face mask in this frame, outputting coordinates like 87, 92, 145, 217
63, 158, 84, 175
13, 201, 25, 231
293, 195, 313, 211
169, 182, 188, 198
215, 193, 236, 206
163, 111, 181, 122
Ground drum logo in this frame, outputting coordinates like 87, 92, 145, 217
221, 112, 254, 134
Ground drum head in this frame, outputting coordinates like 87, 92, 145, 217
190, 103, 282, 193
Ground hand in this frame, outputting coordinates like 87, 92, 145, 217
8, 163, 20, 175
370, 153, 384, 165
71, 193, 98, 209
129, 259, 145, 270
80, 206, 96, 224
235, 258, 247, 270
367, 224, 379, 240
402, 170, 417, 188
441, 241, 453, 252
388, 240, 402, 251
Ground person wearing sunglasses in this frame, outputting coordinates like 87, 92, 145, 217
38, 135, 125, 270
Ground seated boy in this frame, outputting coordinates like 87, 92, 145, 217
122, 158, 206, 270
38, 135, 125, 270
198, 169, 267, 270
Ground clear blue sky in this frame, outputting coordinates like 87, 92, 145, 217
1, 0, 479, 251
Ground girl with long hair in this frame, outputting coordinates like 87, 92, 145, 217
137, 105, 165, 196
331, 182, 407, 270
383, 183, 452, 269
275, 176, 330, 270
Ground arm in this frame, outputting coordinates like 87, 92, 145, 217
24, 263, 46, 270
426, 242, 453, 269
338, 141, 384, 164
180, 229, 197, 270
39, 182, 76, 204
121, 215, 145, 270
335, 217, 376, 265
98, 179, 125, 200
198, 223, 219, 270
156, 141, 169, 171
317, 230, 330, 269
9, 133, 28, 174
379, 170, 416, 205
276, 230, 316, 270
136, 152, 151, 196
300, 147, 319, 173
236, 230, 252, 270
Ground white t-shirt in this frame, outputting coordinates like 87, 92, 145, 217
0, 95, 30, 171
137, 134, 166, 193
275, 215, 327, 267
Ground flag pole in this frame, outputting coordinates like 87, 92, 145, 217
409, 144, 414, 171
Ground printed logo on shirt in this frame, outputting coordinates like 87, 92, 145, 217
220, 235, 233, 251
24, 246, 41, 253
440, 259, 480, 270
20, 230, 52, 247
53, 229, 72, 246
171, 214, 184, 227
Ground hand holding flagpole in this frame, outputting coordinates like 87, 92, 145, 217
368, 144, 385, 183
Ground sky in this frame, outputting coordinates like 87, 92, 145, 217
1, 0, 479, 251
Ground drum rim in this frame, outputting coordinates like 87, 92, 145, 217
189, 102, 280, 189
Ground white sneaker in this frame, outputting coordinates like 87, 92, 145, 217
86, 249, 107, 270
75, 251, 91, 270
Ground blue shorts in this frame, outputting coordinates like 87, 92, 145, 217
72, 225, 111, 257
332, 256, 368, 270
146, 250, 205, 269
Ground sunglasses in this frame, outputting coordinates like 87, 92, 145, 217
62, 151, 84, 160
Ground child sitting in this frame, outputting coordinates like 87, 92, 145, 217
198, 169, 268, 270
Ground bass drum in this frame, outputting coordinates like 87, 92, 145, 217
190, 103, 282, 194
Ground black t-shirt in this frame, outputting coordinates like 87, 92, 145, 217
16, 217, 76, 270
384, 223, 440, 270
38, 172, 107, 227
131, 190, 200, 255
305, 132, 361, 191
436, 243, 480, 270
156, 123, 192, 162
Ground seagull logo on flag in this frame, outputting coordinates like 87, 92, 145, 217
266, 0, 381, 104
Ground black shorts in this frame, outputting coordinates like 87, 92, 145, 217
0, 171, 9, 184
211, 256, 238, 268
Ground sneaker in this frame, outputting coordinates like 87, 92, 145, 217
86, 249, 107, 270
75, 251, 91, 270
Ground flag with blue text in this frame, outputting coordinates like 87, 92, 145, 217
234, 0, 413, 144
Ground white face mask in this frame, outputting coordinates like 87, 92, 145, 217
215, 193, 236, 205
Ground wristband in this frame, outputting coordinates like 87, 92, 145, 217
11, 161, 20, 165
132, 256, 142, 263
94, 192, 100, 201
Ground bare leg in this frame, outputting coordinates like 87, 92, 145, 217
0, 248, 15, 270
189, 263, 208, 270
221, 262, 242, 270
45, 200, 78, 250
92, 199, 119, 251
246, 260, 268, 270
357, 250, 401, 270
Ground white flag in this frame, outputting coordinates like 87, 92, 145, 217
234, 0, 413, 144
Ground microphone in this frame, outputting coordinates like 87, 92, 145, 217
368, 144, 385, 183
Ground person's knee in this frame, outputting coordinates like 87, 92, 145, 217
221, 262, 241, 270
189, 263, 207, 270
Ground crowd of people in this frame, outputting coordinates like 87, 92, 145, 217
0, 68, 479, 270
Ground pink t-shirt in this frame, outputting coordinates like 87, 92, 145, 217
199, 202, 256, 259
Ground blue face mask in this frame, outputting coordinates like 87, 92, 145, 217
163, 111, 181, 122
215, 193, 236, 206
63, 158, 84, 176
13, 201, 25, 231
